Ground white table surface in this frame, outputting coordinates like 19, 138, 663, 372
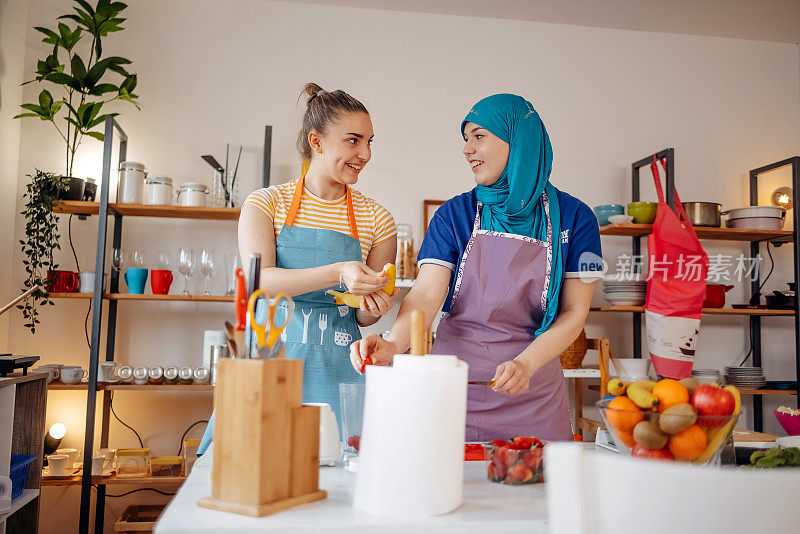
155, 444, 555, 533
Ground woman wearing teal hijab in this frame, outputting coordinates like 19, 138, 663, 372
351, 94, 602, 441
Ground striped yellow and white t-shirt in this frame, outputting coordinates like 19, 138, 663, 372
243, 180, 396, 262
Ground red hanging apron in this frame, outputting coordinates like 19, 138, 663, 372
645, 158, 708, 378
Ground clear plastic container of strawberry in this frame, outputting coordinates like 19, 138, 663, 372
482, 437, 545, 485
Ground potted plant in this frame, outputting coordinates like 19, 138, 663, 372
14, 0, 140, 332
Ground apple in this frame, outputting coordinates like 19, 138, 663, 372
632, 444, 674, 461
691, 384, 735, 427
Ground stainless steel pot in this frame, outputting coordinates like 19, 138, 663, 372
683, 202, 721, 227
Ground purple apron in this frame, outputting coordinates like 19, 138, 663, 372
431, 200, 573, 442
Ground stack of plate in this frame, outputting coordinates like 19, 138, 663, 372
692, 368, 722, 384
602, 276, 647, 306
724, 366, 766, 389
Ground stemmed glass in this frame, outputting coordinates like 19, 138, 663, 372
178, 248, 195, 295
199, 249, 216, 296
224, 253, 240, 296
111, 248, 125, 272
157, 250, 171, 270
130, 250, 145, 268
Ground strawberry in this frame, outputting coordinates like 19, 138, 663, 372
505, 463, 533, 485
359, 356, 373, 374
347, 435, 361, 451
512, 437, 535, 449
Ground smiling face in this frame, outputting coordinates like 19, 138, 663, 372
462, 121, 509, 186
309, 111, 373, 186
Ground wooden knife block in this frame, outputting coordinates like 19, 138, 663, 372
197, 358, 327, 516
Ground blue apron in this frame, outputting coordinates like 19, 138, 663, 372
198, 177, 363, 455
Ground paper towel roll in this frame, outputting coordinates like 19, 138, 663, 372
0, 475, 12, 514
353, 354, 468, 517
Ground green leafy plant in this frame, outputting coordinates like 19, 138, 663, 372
18, 171, 70, 333
14, 0, 140, 177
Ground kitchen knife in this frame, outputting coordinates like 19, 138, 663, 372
468, 379, 496, 387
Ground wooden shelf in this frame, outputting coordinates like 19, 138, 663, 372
590, 306, 795, 316
48, 293, 234, 302
41, 474, 186, 487
47, 383, 213, 391
52, 201, 240, 221
599, 223, 793, 242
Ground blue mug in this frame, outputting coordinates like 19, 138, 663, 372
124, 268, 149, 294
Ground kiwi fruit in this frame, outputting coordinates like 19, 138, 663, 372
679, 377, 700, 395
658, 403, 697, 434
633, 420, 669, 449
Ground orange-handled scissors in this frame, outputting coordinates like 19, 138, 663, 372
247, 290, 295, 352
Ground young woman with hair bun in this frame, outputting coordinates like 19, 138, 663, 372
198, 83, 396, 454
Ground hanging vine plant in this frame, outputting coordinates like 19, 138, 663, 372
18, 170, 70, 333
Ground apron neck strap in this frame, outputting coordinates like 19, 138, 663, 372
285, 174, 360, 241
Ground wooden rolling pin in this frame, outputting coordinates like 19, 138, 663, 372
410, 309, 426, 356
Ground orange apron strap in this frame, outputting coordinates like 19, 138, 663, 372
284, 175, 305, 227
285, 174, 360, 241
345, 186, 360, 241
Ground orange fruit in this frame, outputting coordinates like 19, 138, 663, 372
606, 396, 644, 432
653, 379, 690, 412
667, 423, 707, 460
615, 428, 636, 448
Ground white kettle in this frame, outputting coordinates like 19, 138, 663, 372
304, 403, 340, 466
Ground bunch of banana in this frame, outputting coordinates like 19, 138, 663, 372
326, 263, 396, 308
607, 379, 658, 409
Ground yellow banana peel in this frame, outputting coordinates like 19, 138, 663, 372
326, 263, 396, 308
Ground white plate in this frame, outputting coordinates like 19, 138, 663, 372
776, 436, 800, 448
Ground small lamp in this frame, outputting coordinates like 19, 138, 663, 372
44, 422, 66, 456
771, 186, 793, 210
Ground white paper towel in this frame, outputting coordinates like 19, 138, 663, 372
353, 354, 468, 517
0, 475, 12, 514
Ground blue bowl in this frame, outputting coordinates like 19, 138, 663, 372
593, 204, 625, 226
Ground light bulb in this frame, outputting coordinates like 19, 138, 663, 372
48, 422, 66, 440
771, 186, 793, 210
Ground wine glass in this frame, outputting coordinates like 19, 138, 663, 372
224, 252, 240, 296
199, 249, 216, 296
111, 248, 125, 272
178, 248, 195, 295
157, 250, 171, 270
130, 249, 145, 268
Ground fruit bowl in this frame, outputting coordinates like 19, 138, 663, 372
775, 408, 800, 436
597, 398, 738, 464
483, 438, 544, 485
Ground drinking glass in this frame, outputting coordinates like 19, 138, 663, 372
111, 248, 125, 272
178, 248, 195, 295
157, 250, 171, 270
130, 249, 145, 268
199, 249, 216, 295
224, 253, 240, 296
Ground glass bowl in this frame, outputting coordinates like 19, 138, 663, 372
596, 398, 738, 464
482, 440, 544, 485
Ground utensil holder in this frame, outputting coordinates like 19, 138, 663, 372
197, 358, 326, 516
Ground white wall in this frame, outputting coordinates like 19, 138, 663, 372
0, 0, 29, 351
6, 0, 800, 530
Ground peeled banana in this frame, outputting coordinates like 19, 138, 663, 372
607, 379, 628, 396
326, 263, 397, 308
627, 380, 658, 410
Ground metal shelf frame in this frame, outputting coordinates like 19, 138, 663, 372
67, 118, 272, 533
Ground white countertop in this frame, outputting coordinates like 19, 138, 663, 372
155, 444, 555, 533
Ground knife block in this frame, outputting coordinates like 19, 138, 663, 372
197, 358, 327, 516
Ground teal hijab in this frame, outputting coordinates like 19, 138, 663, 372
462, 93, 563, 337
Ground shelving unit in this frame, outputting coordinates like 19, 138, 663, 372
592, 149, 800, 431
45, 118, 267, 534
42, 475, 186, 487
0, 373, 47, 534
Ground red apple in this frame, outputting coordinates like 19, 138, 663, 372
691, 384, 735, 427
632, 444, 674, 461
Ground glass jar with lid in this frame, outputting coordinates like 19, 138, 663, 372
395, 223, 414, 279
116, 448, 150, 477
145, 175, 173, 205
177, 183, 209, 207
118, 161, 146, 204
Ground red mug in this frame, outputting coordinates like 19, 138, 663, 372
47, 270, 80, 292
151, 269, 173, 295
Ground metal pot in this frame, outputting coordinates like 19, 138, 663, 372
702, 284, 734, 308
683, 202, 721, 227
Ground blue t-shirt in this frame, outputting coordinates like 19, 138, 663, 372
418, 188, 602, 313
